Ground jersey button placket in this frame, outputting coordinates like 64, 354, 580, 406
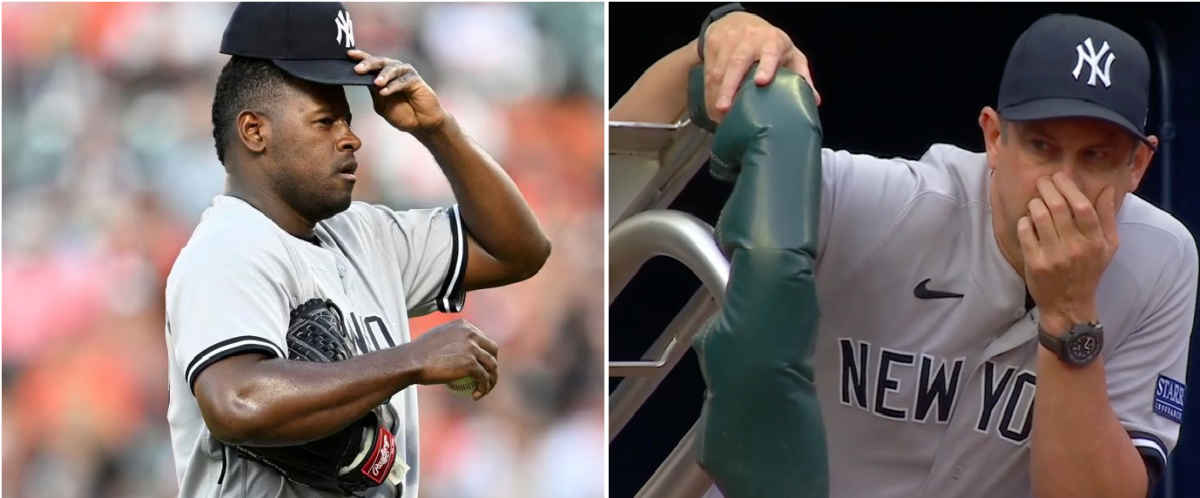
337, 263, 350, 294
326, 249, 351, 294
922, 358, 989, 494
333, 252, 346, 278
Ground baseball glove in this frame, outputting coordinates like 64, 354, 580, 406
233, 298, 406, 496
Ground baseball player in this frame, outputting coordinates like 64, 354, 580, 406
166, 3, 550, 498
613, 6, 1196, 498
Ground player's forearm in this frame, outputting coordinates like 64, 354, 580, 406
1030, 347, 1146, 498
200, 348, 422, 446
609, 40, 700, 124
417, 114, 550, 285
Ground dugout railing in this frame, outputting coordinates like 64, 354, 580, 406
609, 116, 722, 498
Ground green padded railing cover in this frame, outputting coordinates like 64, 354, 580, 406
688, 63, 829, 498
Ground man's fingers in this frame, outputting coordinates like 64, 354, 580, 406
488, 360, 499, 394
706, 33, 731, 88
1035, 176, 1075, 238
1017, 215, 1039, 258
480, 359, 497, 395
702, 37, 726, 122
477, 362, 493, 396
754, 37, 782, 86
375, 63, 409, 83
476, 333, 499, 359
376, 66, 416, 95
703, 30, 722, 77
471, 339, 499, 398
718, 39, 756, 111
354, 55, 392, 75
470, 363, 492, 400
1096, 186, 1120, 249
1028, 198, 1058, 247
374, 74, 429, 102
475, 344, 498, 374
354, 58, 379, 74
1052, 173, 1101, 238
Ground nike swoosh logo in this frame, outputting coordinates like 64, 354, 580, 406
914, 278, 964, 300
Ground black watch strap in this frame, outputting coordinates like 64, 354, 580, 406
698, 3, 746, 61
1037, 324, 1065, 357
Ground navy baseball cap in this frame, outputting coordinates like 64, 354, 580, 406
220, 2, 375, 86
997, 14, 1154, 149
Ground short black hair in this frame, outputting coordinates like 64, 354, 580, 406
211, 56, 295, 165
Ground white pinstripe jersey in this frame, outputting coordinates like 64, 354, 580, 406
165, 195, 467, 498
706, 144, 1196, 498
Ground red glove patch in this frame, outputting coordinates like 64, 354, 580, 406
361, 425, 396, 484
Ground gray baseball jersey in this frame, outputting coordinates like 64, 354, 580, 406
165, 195, 467, 498
706, 144, 1195, 498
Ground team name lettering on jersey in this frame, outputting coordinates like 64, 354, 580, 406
987, 366, 1037, 445
346, 312, 394, 354
838, 338, 1037, 444
915, 353, 965, 424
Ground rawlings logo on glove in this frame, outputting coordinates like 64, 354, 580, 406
362, 425, 396, 484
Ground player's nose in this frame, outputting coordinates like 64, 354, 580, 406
1057, 162, 1085, 186
338, 128, 362, 153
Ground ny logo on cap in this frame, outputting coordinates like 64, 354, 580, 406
1072, 37, 1115, 88
335, 10, 355, 49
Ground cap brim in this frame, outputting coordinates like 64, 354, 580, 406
272, 59, 376, 86
999, 98, 1155, 150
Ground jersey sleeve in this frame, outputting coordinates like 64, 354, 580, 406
1104, 230, 1198, 484
359, 203, 468, 317
817, 148, 922, 277
166, 236, 290, 394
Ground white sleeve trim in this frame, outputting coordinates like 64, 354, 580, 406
185, 335, 286, 392
1131, 435, 1168, 466
435, 205, 468, 313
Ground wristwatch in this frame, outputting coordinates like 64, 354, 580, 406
698, 3, 746, 61
1038, 321, 1104, 366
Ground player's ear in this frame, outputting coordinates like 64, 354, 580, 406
979, 107, 1002, 171
237, 110, 269, 154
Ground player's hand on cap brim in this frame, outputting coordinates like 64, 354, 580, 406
347, 50, 446, 134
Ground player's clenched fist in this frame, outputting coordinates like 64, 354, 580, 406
349, 49, 446, 135
408, 319, 499, 400
1019, 173, 1120, 333
702, 11, 820, 123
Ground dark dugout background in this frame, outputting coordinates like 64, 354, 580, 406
609, 3, 1200, 498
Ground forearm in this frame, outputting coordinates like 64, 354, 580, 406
1031, 347, 1146, 498
204, 347, 423, 446
416, 115, 550, 283
610, 40, 701, 124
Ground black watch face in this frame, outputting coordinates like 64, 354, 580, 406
1066, 330, 1103, 365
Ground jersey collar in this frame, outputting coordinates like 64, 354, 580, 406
971, 178, 1031, 319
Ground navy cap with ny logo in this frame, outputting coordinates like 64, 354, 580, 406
997, 14, 1154, 149
220, 2, 375, 86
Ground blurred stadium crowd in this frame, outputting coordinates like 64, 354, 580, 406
1, 3, 604, 498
